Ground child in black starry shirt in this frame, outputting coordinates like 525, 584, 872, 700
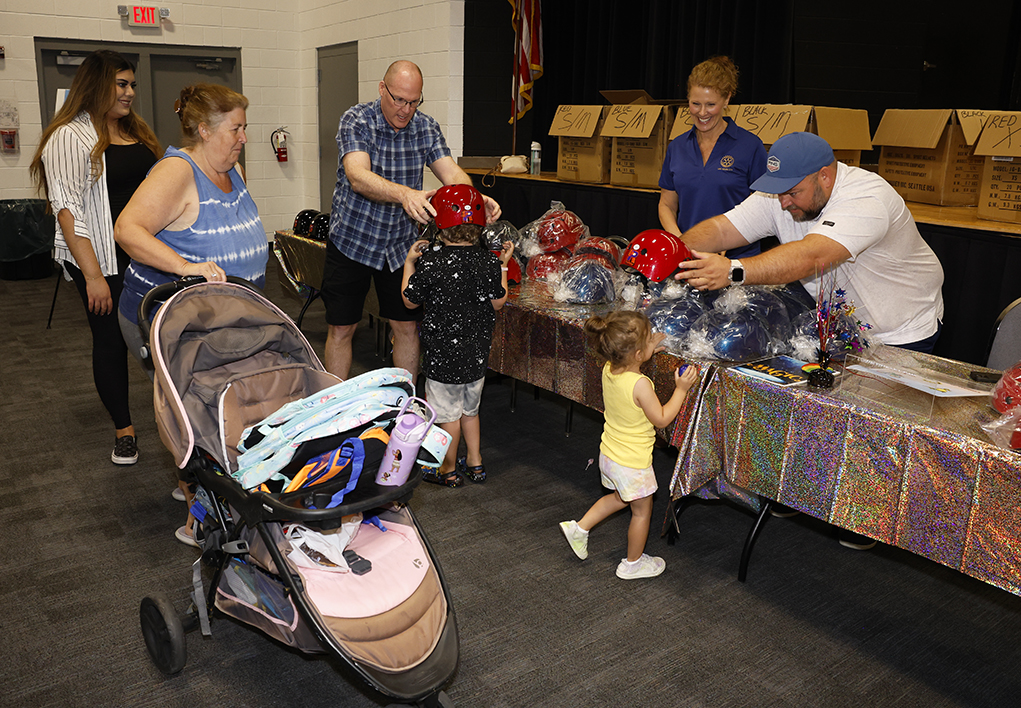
402, 185, 515, 487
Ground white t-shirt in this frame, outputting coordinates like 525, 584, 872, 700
725, 162, 945, 346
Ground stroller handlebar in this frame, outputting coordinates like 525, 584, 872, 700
137, 276, 259, 349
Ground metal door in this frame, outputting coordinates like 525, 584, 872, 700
317, 43, 359, 212
149, 52, 239, 153
34, 38, 241, 158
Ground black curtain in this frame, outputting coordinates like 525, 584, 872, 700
522, 0, 796, 154
465, 0, 796, 157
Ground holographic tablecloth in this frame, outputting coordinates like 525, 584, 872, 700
490, 287, 1021, 597
489, 284, 703, 444
273, 230, 325, 299
669, 345, 1021, 597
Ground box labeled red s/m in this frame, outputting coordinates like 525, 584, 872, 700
548, 105, 612, 184
973, 111, 1021, 224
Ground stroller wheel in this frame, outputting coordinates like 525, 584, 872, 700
140, 594, 187, 675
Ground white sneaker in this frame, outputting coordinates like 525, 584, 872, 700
559, 520, 589, 560
172, 487, 186, 502
615, 553, 665, 580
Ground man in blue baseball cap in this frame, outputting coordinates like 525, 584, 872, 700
674, 131, 944, 354
675, 131, 946, 551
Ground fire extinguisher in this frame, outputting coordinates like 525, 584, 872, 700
270, 127, 289, 162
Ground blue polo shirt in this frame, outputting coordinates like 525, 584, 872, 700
659, 117, 766, 259
328, 99, 451, 272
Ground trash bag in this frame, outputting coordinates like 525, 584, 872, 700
0, 199, 56, 280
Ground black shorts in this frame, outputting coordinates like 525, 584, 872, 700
320, 240, 420, 325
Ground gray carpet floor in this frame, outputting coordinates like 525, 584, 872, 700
2, 258, 1021, 708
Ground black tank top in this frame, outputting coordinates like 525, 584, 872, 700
105, 142, 158, 271
105, 142, 157, 226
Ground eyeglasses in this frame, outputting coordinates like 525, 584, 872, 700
383, 83, 424, 109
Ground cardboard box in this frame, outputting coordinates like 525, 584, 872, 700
973, 111, 1021, 223
548, 105, 612, 183
871, 109, 987, 206
600, 103, 675, 188
668, 105, 741, 141
732, 104, 814, 145
667, 104, 870, 165
810, 106, 873, 167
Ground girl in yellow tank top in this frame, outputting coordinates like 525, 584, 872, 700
559, 310, 699, 580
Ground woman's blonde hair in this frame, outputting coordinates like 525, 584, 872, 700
584, 310, 652, 368
687, 55, 739, 101
30, 50, 161, 200
176, 83, 249, 147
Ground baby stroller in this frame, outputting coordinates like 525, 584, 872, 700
136, 278, 458, 708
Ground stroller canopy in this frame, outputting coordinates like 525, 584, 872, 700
150, 281, 329, 470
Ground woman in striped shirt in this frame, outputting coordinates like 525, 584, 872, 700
30, 50, 161, 466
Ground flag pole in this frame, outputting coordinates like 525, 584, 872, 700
510, 3, 523, 154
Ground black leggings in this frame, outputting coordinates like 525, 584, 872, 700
65, 262, 132, 430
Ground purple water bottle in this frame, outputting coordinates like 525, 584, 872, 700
376, 397, 437, 486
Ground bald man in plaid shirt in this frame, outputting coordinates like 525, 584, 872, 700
322, 60, 501, 380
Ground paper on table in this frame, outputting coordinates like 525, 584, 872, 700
847, 364, 989, 397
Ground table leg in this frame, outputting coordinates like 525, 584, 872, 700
295, 288, 320, 329
738, 498, 772, 583
663, 495, 696, 545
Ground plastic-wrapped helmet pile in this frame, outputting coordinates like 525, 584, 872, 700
466, 200, 876, 363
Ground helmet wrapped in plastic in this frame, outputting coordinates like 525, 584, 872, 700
482, 220, 520, 250
553, 257, 618, 304
982, 362, 1021, 450
431, 184, 486, 229
697, 308, 773, 362
516, 202, 584, 257
308, 213, 331, 241
537, 210, 585, 253
573, 236, 621, 270
526, 249, 572, 281
993, 363, 1021, 415
621, 229, 694, 283
293, 209, 320, 236
645, 297, 708, 339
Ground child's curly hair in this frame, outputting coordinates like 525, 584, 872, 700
584, 310, 652, 368
440, 223, 483, 246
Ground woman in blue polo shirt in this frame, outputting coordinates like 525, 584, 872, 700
658, 56, 766, 260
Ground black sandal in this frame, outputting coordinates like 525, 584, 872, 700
457, 457, 486, 484
421, 468, 464, 487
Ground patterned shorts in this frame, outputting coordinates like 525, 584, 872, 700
599, 452, 657, 503
424, 377, 485, 424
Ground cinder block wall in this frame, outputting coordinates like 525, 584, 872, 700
0, 0, 465, 236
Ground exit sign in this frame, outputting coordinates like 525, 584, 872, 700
128, 6, 159, 27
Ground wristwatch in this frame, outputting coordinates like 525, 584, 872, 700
728, 259, 745, 285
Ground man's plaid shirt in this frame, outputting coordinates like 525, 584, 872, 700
328, 98, 451, 272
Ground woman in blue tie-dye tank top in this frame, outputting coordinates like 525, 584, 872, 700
114, 83, 269, 547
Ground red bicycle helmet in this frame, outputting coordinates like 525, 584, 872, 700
526, 250, 572, 281
536, 208, 585, 253
992, 363, 1021, 449
491, 252, 523, 284
993, 363, 1021, 414
621, 229, 694, 282
431, 185, 486, 229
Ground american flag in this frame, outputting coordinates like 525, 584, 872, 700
510, 0, 543, 122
